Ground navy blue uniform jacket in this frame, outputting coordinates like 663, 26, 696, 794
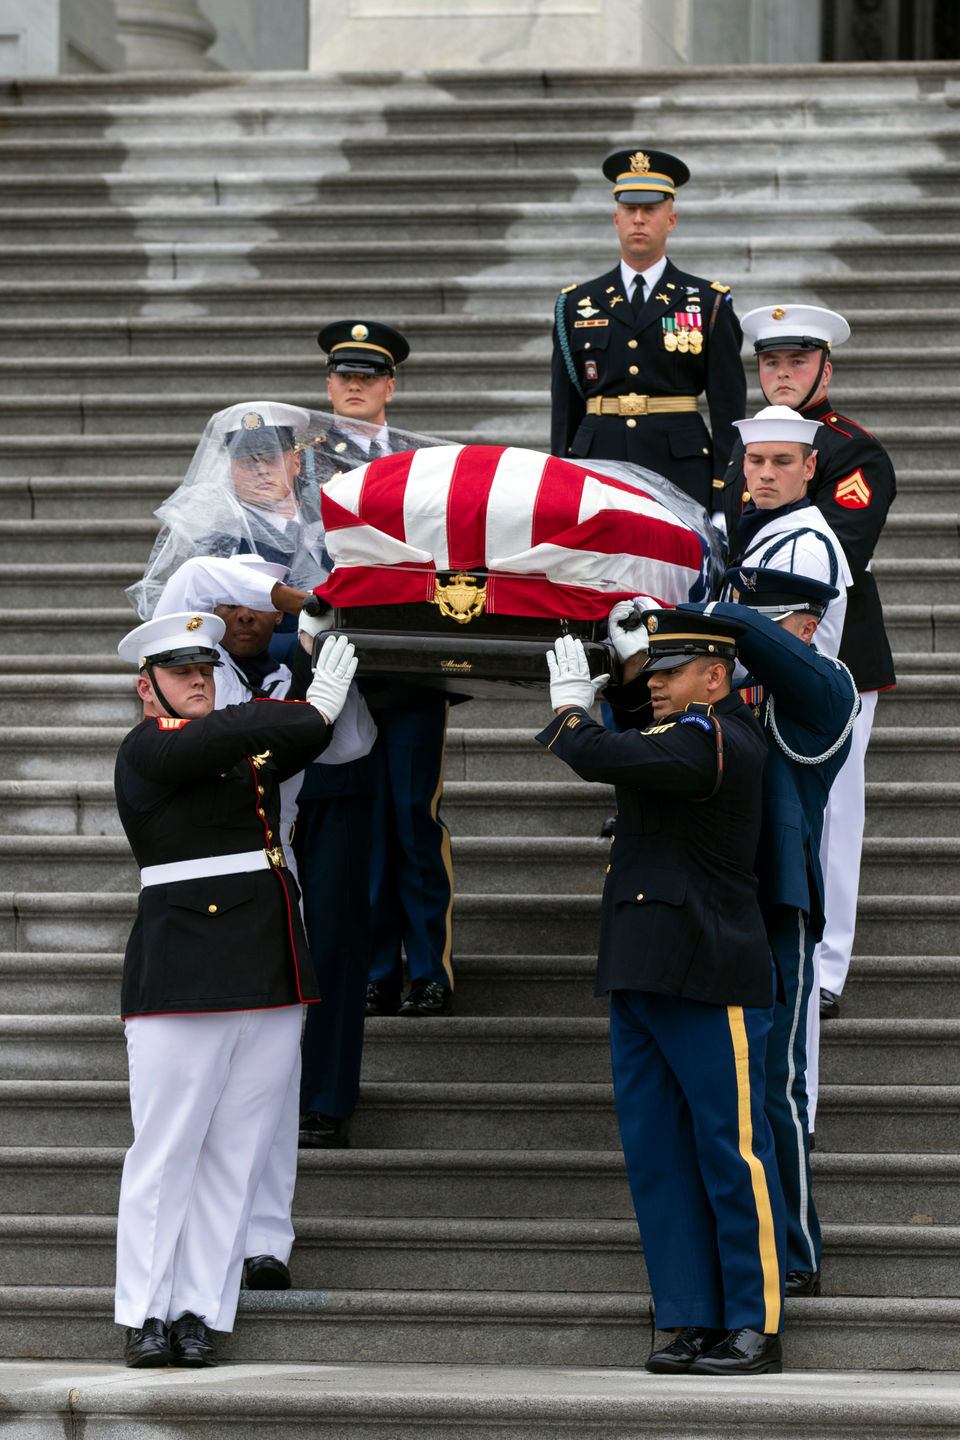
550, 259, 746, 510
719, 397, 896, 691
687, 604, 858, 938
115, 698, 331, 1018
536, 690, 771, 1007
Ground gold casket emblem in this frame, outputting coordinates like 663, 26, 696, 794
432, 571, 487, 625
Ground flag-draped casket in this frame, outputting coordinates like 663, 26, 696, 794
315, 444, 721, 694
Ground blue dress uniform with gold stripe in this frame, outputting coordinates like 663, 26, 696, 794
537, 666, 785, 1334
686, 598, 858, 1280
551, 260, 746, 511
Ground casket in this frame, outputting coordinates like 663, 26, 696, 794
313, 445, 721, 696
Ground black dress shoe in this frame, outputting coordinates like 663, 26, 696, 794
785, 1268, 821, 1296
365, 980, 401, 1016
168, 1312, 217, 1368
820, 987, 841, 1019
645, 1326, 725, 1374
243, 1254, 292, 1290
599, 815, 617, 839
688, 1327, 782, 1375
398, 979, 453, 1016
123, 1316, 172, 1368
298, 1111, 349, 1149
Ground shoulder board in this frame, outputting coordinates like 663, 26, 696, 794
642, 721, 676, 735
679, 713, 714, 732
156, 717, 189, 731
710, 282, 731, 293
561, 284, 577, 295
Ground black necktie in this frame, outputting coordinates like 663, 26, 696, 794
368, 441, 382, 461
631, 278, 646, 315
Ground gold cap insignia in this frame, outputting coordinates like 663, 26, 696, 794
186, 616, 203, 631
629, 151, 651, 174
646, 616, 658, 633
432, 572, 488, 626
771, 307, 786, 320
242, 412, 263, 430
351, 324, 369, 340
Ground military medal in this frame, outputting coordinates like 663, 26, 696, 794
576, 296, 600, 318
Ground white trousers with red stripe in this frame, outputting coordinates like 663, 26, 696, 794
115, 1004, 302, 1333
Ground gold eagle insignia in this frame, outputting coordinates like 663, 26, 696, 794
432, 572, 488, 625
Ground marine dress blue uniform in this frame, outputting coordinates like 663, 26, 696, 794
537, 625, 786, 1336
688, 597, 859, 1279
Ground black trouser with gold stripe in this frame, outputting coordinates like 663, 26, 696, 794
610, 988, 786, 1332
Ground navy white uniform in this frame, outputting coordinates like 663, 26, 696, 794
114, 693, 330, 1333
538, 663, 785, 1334
551, 259, 746, 511
690, 599, 858, 1277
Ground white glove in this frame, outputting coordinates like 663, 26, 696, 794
546, 634, 610, 711
299, 599, 335, 641
607, 599, 651, 662
306, 634, 358, 723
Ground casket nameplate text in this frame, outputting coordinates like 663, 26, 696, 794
432, 572, 488, 625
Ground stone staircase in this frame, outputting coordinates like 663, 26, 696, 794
1, 59, 959, 1434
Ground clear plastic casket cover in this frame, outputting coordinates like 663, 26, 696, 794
125, 402, 446, 619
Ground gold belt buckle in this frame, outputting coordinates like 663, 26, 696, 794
264, 845, 287, 870
619, 393, 648, 416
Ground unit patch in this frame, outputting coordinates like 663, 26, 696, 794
679, 714, 713, 732
834, 469, 872, 509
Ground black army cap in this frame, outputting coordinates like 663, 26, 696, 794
724, 566, 839, 619
641, 609, 745, 673
603, 148, 690, 205
318, 320, 410, 376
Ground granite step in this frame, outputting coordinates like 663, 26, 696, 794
3, 1360, 960, 1439
0, 272, 955, 326
0, 89, 953, 141
0, 308, 951, 361
3, 1144, 958, 1225
1, 829, 957, 896
0, 232, 959, 285
1, 721, 956, 786
0, 1284, 957, 1370
0, 948, 956, 1021
0, 1077, 955, 1153
1, 889, 958, 958
0, 1212, 956, 1298
0, 1013, 956, 1087
0, 122, 957, 176
5, 196, 960, 248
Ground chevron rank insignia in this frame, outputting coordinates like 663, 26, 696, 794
834, 469, 872, 508
157, 717, 189, 730
566, 714, 582, 729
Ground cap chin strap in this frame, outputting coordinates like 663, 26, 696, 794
146, 664, 183, 721
798, 348, 829, 410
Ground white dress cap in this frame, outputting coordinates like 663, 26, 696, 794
214, 400, 311, 434
741, 304, 851, 352
118, 610, 226, 667
733, 405, 822, 447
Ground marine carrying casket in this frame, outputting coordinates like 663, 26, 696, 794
313, 444, 721, 696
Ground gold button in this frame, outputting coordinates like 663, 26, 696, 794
636, 893, 644, 902
702, 447, 709, 455
628, 339, 638, 349
335, 441, 347, 453
208, 904, 218, 914
266, 831, 273, 841
629, 365, 638, 375
605, 864, 611, 874
257, 808, 265, 819
257, 785, 265, 796
626, 418, 637, 428
584, 342, 591, 350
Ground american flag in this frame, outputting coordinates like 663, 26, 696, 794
316, 445, 712, 621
